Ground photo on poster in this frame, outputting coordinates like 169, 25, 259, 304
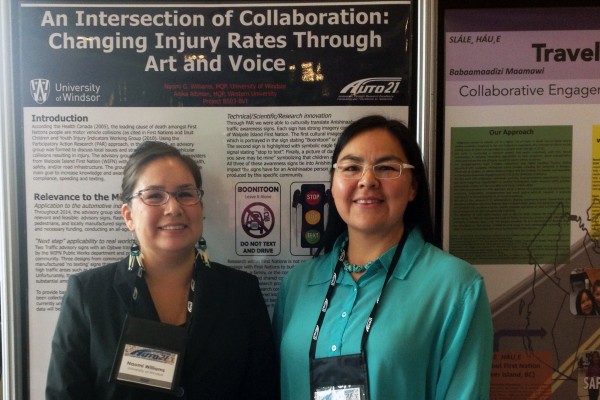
570, 268, 600, 316
578, 350, 600, 400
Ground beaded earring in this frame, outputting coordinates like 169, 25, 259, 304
128, 238, 142, 271
195, 237, 210, 267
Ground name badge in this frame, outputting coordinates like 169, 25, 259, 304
310, 353, 369, 400
111, 315, 186, 394
314, 385, 365, 400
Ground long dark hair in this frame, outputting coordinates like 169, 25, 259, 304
316, 115, 434, 255
576, 288, 594, 315
121, 141, 202, 204
593, 280, 600, 313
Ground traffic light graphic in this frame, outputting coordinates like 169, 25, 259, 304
292, 183, 330, 252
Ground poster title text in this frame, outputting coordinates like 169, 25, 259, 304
39, 8, 391, 72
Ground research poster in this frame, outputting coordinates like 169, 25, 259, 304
19, 1, 410, 397
444, 7, 600, 399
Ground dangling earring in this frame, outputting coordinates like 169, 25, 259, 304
129, 237, 142, 271
195, 237, 210, 267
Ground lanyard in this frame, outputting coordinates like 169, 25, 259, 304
129, 250, 208, 333
309, 229, 409, 358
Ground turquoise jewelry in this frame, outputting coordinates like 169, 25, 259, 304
343, 259, 375, 273
340, 237, 375, 273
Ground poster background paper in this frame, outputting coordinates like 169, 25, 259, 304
444, 7, 600, 399
19, 2, 410, 398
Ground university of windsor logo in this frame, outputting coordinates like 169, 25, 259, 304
30, 79, 50, 104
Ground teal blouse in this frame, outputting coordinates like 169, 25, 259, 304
273, 228, 493, 400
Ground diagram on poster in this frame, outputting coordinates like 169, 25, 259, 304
235, 182, 280, 256
290, 182, 330, 256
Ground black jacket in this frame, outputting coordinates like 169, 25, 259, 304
46, 257, 279, 400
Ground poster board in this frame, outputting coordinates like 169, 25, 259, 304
13, 1, 412, 398
440, 3, 600, 399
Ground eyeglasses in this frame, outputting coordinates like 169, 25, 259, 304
128, 188, 204, 206
332, 161, 414, 179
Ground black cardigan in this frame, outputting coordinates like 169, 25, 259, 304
46, 257, 280, 400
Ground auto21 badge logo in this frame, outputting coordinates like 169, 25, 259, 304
337, 77, 402, 102
30, 79, 50, 104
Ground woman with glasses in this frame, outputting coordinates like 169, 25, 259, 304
273, 115, 493, 400
47, 141, 279, 400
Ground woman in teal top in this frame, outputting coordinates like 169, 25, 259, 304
273, 116, 493, 399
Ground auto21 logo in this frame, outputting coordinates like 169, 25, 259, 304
337, 77, 402, 102
30, 79, 50, 105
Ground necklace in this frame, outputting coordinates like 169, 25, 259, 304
340, 237, 376, 273
343, 259, 375, 273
